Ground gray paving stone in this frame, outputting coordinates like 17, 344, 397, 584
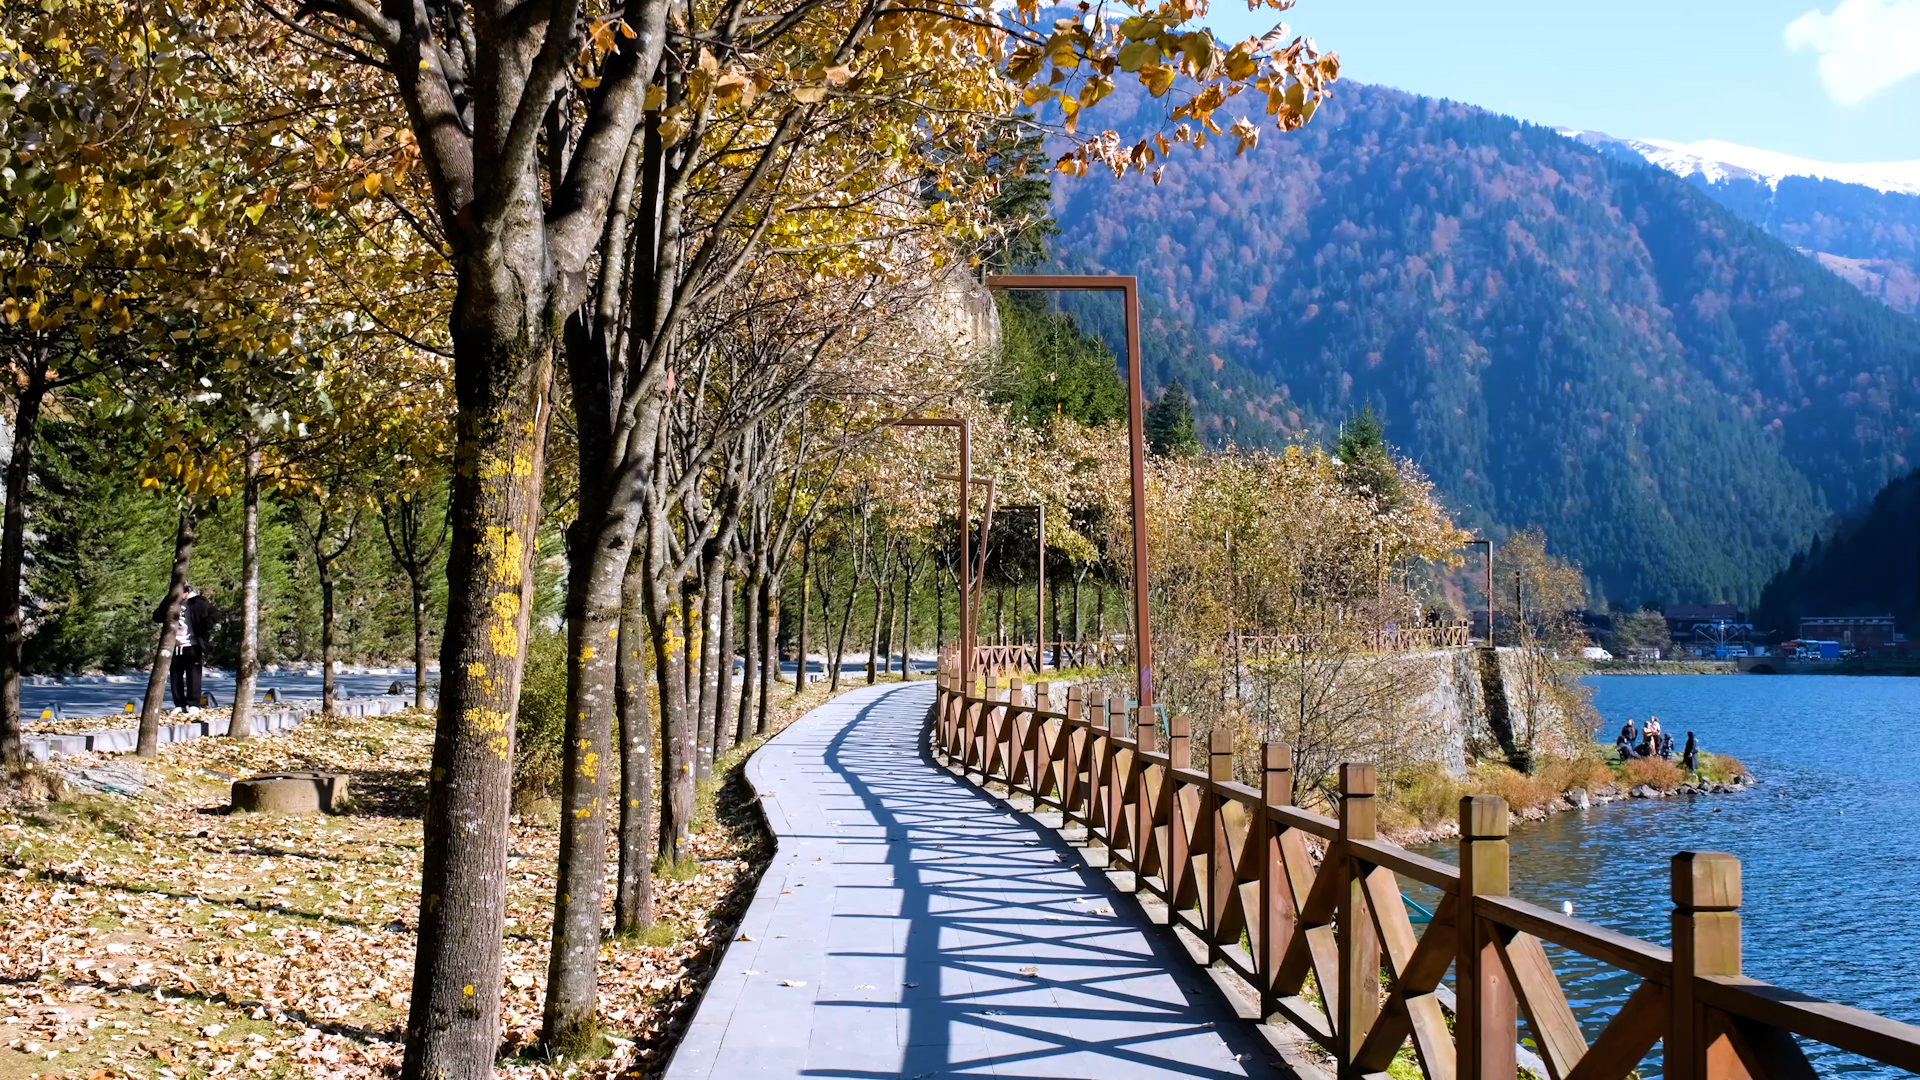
661, 681, 1283, 1080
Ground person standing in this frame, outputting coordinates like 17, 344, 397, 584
152, 584, 222, 710
1682, 731, 1699, 773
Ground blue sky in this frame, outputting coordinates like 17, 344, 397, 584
1202, 0, 1920, 162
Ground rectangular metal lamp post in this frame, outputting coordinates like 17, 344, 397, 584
984, 274, 1154, 710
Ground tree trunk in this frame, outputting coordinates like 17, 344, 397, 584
900, 550, 914, 681
402, 320, 554, 1080
793, 540, 810, 693
0, 353, 48, 766
138, 509, 195, 756
410, 569, 431, 710
694, 553, 724, 780
866, 555, 887, 685
319, 560, 336, 717
830, 560, 858, 693
613, 551, 655, 934
229, 447, 261, 738
1049, 578, 1061, 669
734, 569, 759, 745
540, 488, 641, 1056
644, 525, 697, 861
713, 570, 736, 754
756, 573, 777, 734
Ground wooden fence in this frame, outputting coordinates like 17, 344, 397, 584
932, 659, 1920, 1079
1234, 622, 1474, 659
971, 640, 1123, 674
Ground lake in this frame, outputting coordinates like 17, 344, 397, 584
1411, 674, 1920, 1074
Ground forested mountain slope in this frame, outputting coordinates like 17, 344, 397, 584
1049, 82, 1920, 606
1567, 131, 1920, 315
1756, 469, 1920, 639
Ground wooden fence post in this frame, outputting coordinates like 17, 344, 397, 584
1258, 743, 1292, 1013
1458, 795, 1516, 1080
1204, 728, 1235, 962
1337, 764, 1380, 1075
1025, 681, 1048, 798
1165, 712, 1192, 909
1002, 677, 1023, 784
1671, 851, 1743, 1080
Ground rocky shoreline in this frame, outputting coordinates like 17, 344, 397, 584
1383, 770, 1759, 847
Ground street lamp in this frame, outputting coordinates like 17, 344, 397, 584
984, 274, 1155, 709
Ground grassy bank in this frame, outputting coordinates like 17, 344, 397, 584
1378, 749, 1750, 843
0, 672, 893, 1079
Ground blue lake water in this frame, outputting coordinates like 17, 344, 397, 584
17, 668, 433, 719
1412, 674, 1920, 1075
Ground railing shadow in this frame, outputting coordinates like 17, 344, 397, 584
802, 687, 1274, 1078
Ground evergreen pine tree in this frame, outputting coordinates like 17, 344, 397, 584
1145, 381, 1199, 457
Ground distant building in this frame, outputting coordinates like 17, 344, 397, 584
1798, 614, 1895, 651
1663, 604, 1752, 656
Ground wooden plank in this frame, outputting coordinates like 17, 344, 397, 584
1720, 1012, 1816, 1080
1269, 802, 1340, 840
1475, 895, 1673, 983
1273, 995, 1335, 1051
1348, 835, 1464, 891
1697, 975, 1920, 1072
1357, 868, 1457, 1079
1564, 980, 1665, 1080
1496, 930, 1588, 1079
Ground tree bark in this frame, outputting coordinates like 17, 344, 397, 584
138, 509, 195, 757
403, 323, 555, 1080
613, 551, 655, 934
866, 548, 889, 685
757, 573, 778, 734
318, 521, 336, 718
643, 514, 697, 861
793, 539, 810, 693
698, 549, 725, 768
0, 352, 48, 766
713, 569, 736, 753
540, 481, 642, 1056
734, 567, 759, 745
228, 447, 261, 739
899, 547, 914, 681
410, 569, 431, 710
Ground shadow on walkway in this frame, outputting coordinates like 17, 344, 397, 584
664, 682, 1280, 1080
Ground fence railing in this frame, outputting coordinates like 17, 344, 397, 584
931, 658, 1920, 1079
970, 640, 1123, 674
1233, 622, 1474, 659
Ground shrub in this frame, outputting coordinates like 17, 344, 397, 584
513, 626, 569, 814
1535, 754, 1613, 796
1694, 752, 1747, 786
1382, 764, 1467, 831
1466, 761, 1562, 813
1619, 756, 1685, 792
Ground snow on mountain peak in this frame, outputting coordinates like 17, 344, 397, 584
1557, 129, 1920, 198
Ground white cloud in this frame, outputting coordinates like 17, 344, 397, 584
1785, 0, 1920, 105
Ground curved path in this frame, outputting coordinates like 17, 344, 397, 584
666, 680, 1283, 1080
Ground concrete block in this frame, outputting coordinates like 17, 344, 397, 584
86, 729, 137, 753
22, 737, 49, 762
47, 735, 87, 758
231, 773, 350, 815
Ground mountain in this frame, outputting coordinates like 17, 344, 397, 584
1566, 130, 1920, 315
1048, 82, 1920, 607
1756, 469, 1920, 639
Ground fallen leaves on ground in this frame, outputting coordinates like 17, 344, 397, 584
0, 677, 864, 1078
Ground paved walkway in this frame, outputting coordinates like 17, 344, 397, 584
666, 680, 1281, 1079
